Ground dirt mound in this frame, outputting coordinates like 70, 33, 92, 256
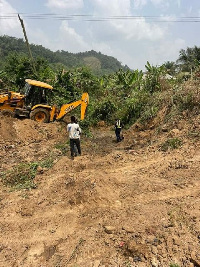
0, 116, 200, 266
0, 116, 67, 172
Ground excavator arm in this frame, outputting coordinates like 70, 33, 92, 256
56, 92, 89, 121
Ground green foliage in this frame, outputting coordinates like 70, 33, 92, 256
171, 83, 200, 115
178, 46, 200, 73
173, 93, 196, 112
163, 61, 177, 75
0, 156, 55, 190
79, 118, 93, 137
91, 98, 117, 122
160, 138, 182, 152
116, 69, 143, 92
169, 264, 180, 267
140, 104, 159, 123
0, 162, 38, 190
143, 61, 166, 94
121, 91, 149, 125
40, 157, 54, 169
0, 52, 54, 90
52, 67, 101, 107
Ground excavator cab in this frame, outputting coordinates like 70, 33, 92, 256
24, 79, 52, 107
14, 79, 53, 121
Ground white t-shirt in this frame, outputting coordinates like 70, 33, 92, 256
67, 123, 81, 139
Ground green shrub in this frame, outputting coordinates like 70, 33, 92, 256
91, 98, 117, 122
79, 118, 93, 137
160, 138, 182, 152
0, 156, 55, 190
120, 90, 150, 125
173, 93, 196, 112
0, 162, 38, 190
140, 105, 159, 123
143, 61, 166, 94
40, 157, 54, 169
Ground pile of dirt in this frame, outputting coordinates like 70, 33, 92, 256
0, 115, 200, 267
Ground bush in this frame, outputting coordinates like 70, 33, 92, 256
91, 98, 117, 122
172, 82, 200, 113
0, 157, 55, 190
120, 90, 150, 125
160, 138, 182, 152
143, 62, 166, 94
140, 104, 159, 123
0, 162, 38, 190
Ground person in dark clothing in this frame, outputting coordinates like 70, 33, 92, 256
115, 119, 124, 142
67, 116, 81, 159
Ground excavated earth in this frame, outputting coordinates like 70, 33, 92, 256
0, 114, 200, 267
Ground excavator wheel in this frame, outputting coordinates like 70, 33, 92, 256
1, 109, 15, 117
30, 108, 50, 123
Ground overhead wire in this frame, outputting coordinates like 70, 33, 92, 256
0, 13, 200, 22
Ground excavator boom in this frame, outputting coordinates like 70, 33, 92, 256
56, 92, 89, 121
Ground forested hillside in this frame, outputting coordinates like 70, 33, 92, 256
0, 35, 127, 75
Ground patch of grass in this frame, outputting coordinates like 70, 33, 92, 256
170, 264, 180, 267
0, 162, 38, 190
0, 155, 55, 191
188, 130, 200, 138
160, 138, 182, 152
55, 142, 69, 155
40, 157, 54, 169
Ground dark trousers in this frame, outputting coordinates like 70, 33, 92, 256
115, 128, 122, 142
70, 138, 81, 157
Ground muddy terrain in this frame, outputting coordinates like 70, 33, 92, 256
0, 114, 200, 267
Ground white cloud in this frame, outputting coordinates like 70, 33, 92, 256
46, 0, 83, 9
0, 0, 22, 36
55, 21, 89, 52
88, 0, 166, 42
90, 0, 131, 16
133, 0, 147, 9
188, 6, 192, 15
150, 0, 170, 9
177, 0, 181, 8
148, 38, 185, 65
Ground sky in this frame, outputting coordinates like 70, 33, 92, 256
0, 0, 200, 70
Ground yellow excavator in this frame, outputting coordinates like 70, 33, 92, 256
0, 79, 89, 122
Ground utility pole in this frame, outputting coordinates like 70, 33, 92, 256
18, 14, 37, 75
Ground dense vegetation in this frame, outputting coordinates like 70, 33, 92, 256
0, 35, 200, 131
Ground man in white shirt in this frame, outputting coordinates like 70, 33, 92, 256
67, 116, 82, 159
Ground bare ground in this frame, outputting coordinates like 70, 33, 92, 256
0, 115, 200, 267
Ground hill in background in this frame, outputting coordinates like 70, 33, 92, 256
0, 35, 129, 76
